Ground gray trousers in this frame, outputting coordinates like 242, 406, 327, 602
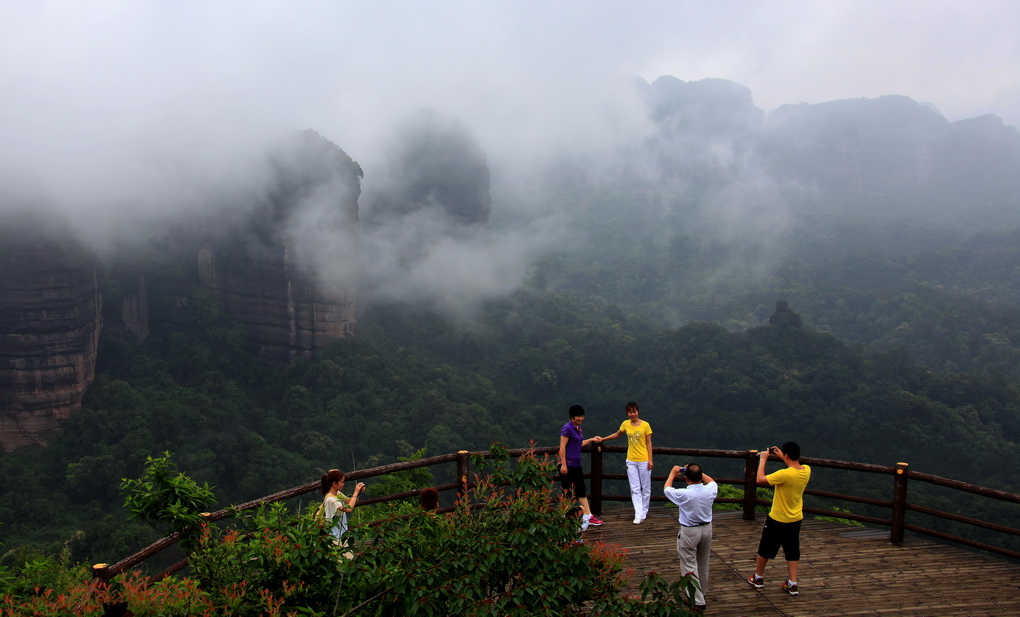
677, 522, 712, 606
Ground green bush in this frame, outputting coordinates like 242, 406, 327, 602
2, 447, 698, 616
120, 452, 216, 546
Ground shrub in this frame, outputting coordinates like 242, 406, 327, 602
3, 446, 696, 616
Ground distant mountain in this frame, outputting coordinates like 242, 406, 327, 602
610, 77, 1020, 228
3, 74, 1019, 451
763, 95, 1020, 215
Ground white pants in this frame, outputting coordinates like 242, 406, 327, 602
626, 459, 652, 519
677, 522, 712, 606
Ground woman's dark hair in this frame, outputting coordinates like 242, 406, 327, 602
419, 487, 440, 511
320, 469, 346, 495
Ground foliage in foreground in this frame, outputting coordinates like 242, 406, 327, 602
1, 446, 698, 616
120, 451, 216, 545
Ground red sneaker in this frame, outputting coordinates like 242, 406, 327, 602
588, 515, 604, 526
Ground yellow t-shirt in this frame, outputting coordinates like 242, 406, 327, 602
618, 420, 653, 463
766, 465, 811, 523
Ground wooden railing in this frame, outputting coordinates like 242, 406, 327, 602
92, 444, 1020, 581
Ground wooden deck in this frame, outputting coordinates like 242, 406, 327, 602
585, 504, 1020, 616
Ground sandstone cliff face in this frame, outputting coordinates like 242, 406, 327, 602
0, 130, 362, 449
192, 129, 361, 363
196, 241, 355, 363
0, 227, 102, 451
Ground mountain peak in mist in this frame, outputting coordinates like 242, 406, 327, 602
642, 75, 764, 135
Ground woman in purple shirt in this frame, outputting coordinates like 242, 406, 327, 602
558, 405, 604, 527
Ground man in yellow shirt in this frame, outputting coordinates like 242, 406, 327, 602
747, 441, 810, 596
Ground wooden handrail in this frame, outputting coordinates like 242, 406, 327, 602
95, 443, 1020, 581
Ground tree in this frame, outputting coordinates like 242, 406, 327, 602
120, 452, 216, 546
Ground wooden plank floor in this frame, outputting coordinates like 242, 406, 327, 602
584, 504, 1020, 616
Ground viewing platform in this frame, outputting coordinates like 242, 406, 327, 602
592, 504, 1020, 616
94, 444, 1020, 617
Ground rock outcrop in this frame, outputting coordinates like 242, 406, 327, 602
363, 110, 491, 227
193, 129, 362, 363
0, 220, 102, 451
0, 129, 363, 449
196, 240, 355, 363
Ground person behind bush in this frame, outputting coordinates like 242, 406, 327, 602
318, 468, 366, 541
747, 442, 811, 596
558, 404, 603, 526
596, 401, 654, 524
419, 487, 440, 513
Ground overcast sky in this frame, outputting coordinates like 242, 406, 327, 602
3, 0, 1017, 203
2, 1, 1018, 309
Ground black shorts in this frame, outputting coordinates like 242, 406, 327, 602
756, 515, 802, 561
560, 465, 587, 499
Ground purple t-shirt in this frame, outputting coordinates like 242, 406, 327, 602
560, 421, 584, 466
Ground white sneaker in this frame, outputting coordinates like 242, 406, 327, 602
633, 517, 642, 524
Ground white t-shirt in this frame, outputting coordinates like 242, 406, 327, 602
665, 481, 717, 526
322, 493, 349, 539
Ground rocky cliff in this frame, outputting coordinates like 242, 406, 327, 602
0, 220, 102, 451
192, 129, 361, 363
0, 130, 363, 449
196, 239, 355, 363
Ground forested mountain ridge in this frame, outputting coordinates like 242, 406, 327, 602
2, 74, 1020, 563
3, 76, 1019, 451
3, 285, 1018, 563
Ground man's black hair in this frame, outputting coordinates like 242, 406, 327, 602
568, 404, 586, 419
684, 463, 703, 483
781, 441, 801, 461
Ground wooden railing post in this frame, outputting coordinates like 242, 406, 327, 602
891, 461, 909, 543
457, 450, 471, 500
91, 563, 110, 581
590, 442, 604, 514
743, 450, 759, 520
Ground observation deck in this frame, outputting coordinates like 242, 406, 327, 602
594, 504, 1020, 616
95, 445, 1020, 615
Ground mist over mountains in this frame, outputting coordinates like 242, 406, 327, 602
7, 73, 1019, 315
3, 74, 1020, 453
3, 67, 1020, 566
3, 73, 1019, 329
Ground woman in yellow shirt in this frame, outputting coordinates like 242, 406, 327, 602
597, 401, 654, 524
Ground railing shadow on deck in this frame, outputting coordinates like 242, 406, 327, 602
92, 444, 1020, 582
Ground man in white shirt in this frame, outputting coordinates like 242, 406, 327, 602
664, 463, 718, 612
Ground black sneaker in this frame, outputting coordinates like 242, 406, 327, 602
782, 581, 799, 596
747, 574, 764, 589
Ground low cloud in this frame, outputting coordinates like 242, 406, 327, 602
2, 1, 1015, 316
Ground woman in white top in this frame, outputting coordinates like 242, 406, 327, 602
319, 468, 365, 541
